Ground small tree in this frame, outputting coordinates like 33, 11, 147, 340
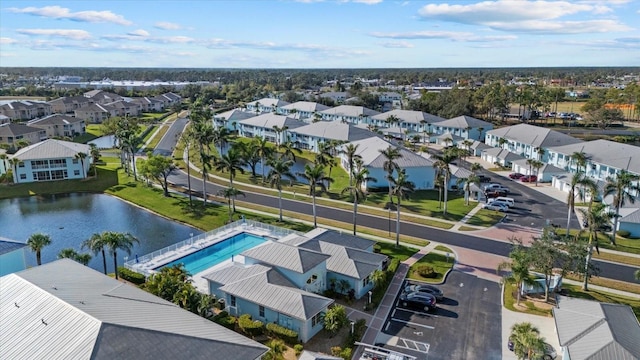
143, 153, 176, 197
27, 233, 52, 266
510, 322, 545, 360
528, 229, 562, 302
323, 305, 348, 337
497, 239, 533, 305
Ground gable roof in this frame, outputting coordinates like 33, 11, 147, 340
241, 241, 330, 274
435, 115, 492, 128
28, 114, 84, 126
482, 147, 526, 162
553, 296, 640, 360
299, 350, 342, 360
0, 123, 44, 137
371, 110, 445, 124
620, 208, 640, 224
280, 101, 330, 113
0, 239, 26, 256
297, 240, 386, 280
214, 109, 255, 122
470, 140, 492, 151
0, 259, 267, 360
238, 113, 303, 130
548, 139, 640, 175
487, 124, 583, 148
511, 158, 565, 173
308, 229, 376, 251
246, 98, 290, 108
346, 137, 434, 168
292, 122, 377, 142
215, 264, 333, 321
319, 105, 380, 118
12, 139, 90, 160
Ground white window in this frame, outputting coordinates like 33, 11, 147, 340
20, 174, 27, 180
259, 306, 265, 318
74, 170, 80, 176
230, 295, 236, 307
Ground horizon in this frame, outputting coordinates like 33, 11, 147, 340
1, 0, 638, 69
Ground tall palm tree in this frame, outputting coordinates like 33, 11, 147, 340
571, 151, 589, 173
470, 162, 482, 174
27, 233, 52, 266
341, 167, 376, 235
272, 125, 288, 146
278, 139, 302, 162
58, 248, 92, 266
566, 171, 590, 236
342, 143, 361, 186
578, 203, 614, 291
82, 233, 109, 274
315, 142, 337, 190
458, 174, 480, 205
379, 146, 403, 205
190, 100, 215, 204
103, 231, 139, 280
75, 152, 88, 178
253, 136, 273, 181
212, 127, 231, 154
217, 187, 245, 221
392, 169, 415, 247
603, 170, 640, 245
433, 154, 454, 215
179, 128, 195, 206
297, 163, 332, 228
8, 157, 21, 183
267, 157, 296, 222
213, 147, 245, 186
497, 244, 532, 305
89, 144, 100, 177
510, 322, 545, 360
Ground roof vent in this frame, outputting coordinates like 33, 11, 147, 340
41, 319, 48, 326
51, 285, 57, 290
14, 302, 19, 308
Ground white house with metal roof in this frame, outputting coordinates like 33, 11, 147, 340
289, 122, 377, 152
370, 110, 446, 137
7, 139, 92, 183
341, 137, 436, 190
510, 158, 565, 183
0, 238, 27, 276
213, 108, 255, 132
237, 113, 304, 144
0, 259, 268, 360
432, 115, 493, 141
552, 296, 640, 360
318, 105, 380, 125
617, 206, 640, 238
485, 124, 583, 162
245, 98, 290, 114
279, 101, 331, 121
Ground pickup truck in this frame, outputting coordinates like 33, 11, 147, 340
483, 183, 510, 193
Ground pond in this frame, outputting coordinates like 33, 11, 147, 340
89, 135, 118, 149
0, 193, 201, 272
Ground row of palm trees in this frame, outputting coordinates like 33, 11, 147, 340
26, 231, 138, 279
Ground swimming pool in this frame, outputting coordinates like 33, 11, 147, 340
157, 232, 267, 274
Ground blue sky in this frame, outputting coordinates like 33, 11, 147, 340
1, 0, 638, 68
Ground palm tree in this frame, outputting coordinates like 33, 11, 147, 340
470, 162, 482, 174
531, 160, 544, 186
571, 151, 589, 173
535, 147, 546, 161
379, 146, 402, 205
179, 128, 195, 206
278, 139, 302, 162
603, 170, 640, 245
27, 233, 52, 266
510, 322, 545, 360
89, 144, 100, 177
433, 154, 454, 215
9, 157, 21, 183
566, 171, 589, 236
578, 203, 614, 291
315, 142, 337, 190
477, 127, 484, 141
341, 167, 376, 235
75, 151, 88, 178
58, 248, 92, 266
458, 174, 480, 205
213, 147, 245, 186
103, 231, 139, 280
272, 125, 288, 146
253, 136, 273, 181
497, 244, 532, 305
391, 169, 415, 247
82, 233, 109, 274
297, 163, 332, 228
217, 187, 245, 221
212, 127, 231, 154
342, 143, 361, 186
267, 157, 296, 222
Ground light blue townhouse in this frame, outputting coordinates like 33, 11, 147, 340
370, 110, 446, 138
245, 98, 291, 114
7, 139, 92, 183
237, 113, 304, 144
279, 101, 331, 121
289, 121, 377, 152
213, 109, 255, 132
431, 115, 493, 141
0, 239, 27, 276
318, 105, 380, 125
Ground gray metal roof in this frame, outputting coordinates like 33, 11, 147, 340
346, 137, 434, 168
319, 105, 380, 118
371, 110, 445, 124
0, 123, 44, 136
0, 259, 267, 360
308, 229, 376, 251
620, 208, 640, 224
202, 262, 273, 285
482, 147, 526, 162
213, 109, 255, 121
487, 124, 583, 148
0, 239, 26, 256
280, 101, 330, 113
291, 121, 378, 142
246, 98, 290, 107
299, 350, 343, 360
470, 141, 492, 151
553, 296, 640, 360
238, 113, 303, 130
436, 132, 465, 141
241, 241, 330, 274
511, 158, 565, 173
28, 114, 84, 126
217, 265, 333, 320
548, 139, 640, 175
297, 240, 386, 280
12, 139, 90, 161
436, 115, 492, 128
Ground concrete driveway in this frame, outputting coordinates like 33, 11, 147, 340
501, 305, 559, 360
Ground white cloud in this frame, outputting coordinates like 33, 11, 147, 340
379, 41, 414, 48
489, 19, 632, 34
8, 6, 132, 25
154, 22, 181, 30
16, 29, 92, 40
370, 30, 516, 42
128, 29, 149, 37
0, 37, 18, 45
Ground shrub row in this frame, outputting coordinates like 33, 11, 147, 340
117, 267, 146, 285
212, 311, 237, 330
266, 322, 298, 344
238, 314, 264, 337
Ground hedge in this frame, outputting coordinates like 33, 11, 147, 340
212, 311, 237, 330
238, 314, 264, 337
117, 267, 146, 285
266, 322, 298, 344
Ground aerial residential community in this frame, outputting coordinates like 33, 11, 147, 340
2, 1, 640, 360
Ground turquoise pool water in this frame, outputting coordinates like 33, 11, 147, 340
157, 232, 267, 274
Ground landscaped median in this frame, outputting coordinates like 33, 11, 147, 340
407, 246, 455, 283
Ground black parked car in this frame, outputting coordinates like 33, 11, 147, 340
399, 292, 437, 312
404, 284, 444, 301
478, 175, 492, 183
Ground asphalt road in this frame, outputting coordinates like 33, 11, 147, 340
382, 273, 502, 360
152, 117, 188, 156
161, 120, 638, 284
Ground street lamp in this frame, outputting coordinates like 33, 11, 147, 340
368, 291, 372, 305
351, 321, 355, 335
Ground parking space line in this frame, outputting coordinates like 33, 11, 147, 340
395, 338, 431, 354
394, 307, 438, 318
390, 318, 435, 330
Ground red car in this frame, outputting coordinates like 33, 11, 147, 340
509, 173, 524, 179
520, 175, 537, 182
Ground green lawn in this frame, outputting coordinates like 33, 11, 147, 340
375, 241, 419, 263
465, 208, 506, 227
556, 228, 640, 255
407, 252, 454, 283
502, 282, 552, 317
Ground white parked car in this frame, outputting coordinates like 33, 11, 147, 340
483, 203, 508, 212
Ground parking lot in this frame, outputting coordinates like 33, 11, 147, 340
378, 272, 502, 360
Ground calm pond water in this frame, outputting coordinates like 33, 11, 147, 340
89, 135, 118, 149
0, 193, 201, 272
